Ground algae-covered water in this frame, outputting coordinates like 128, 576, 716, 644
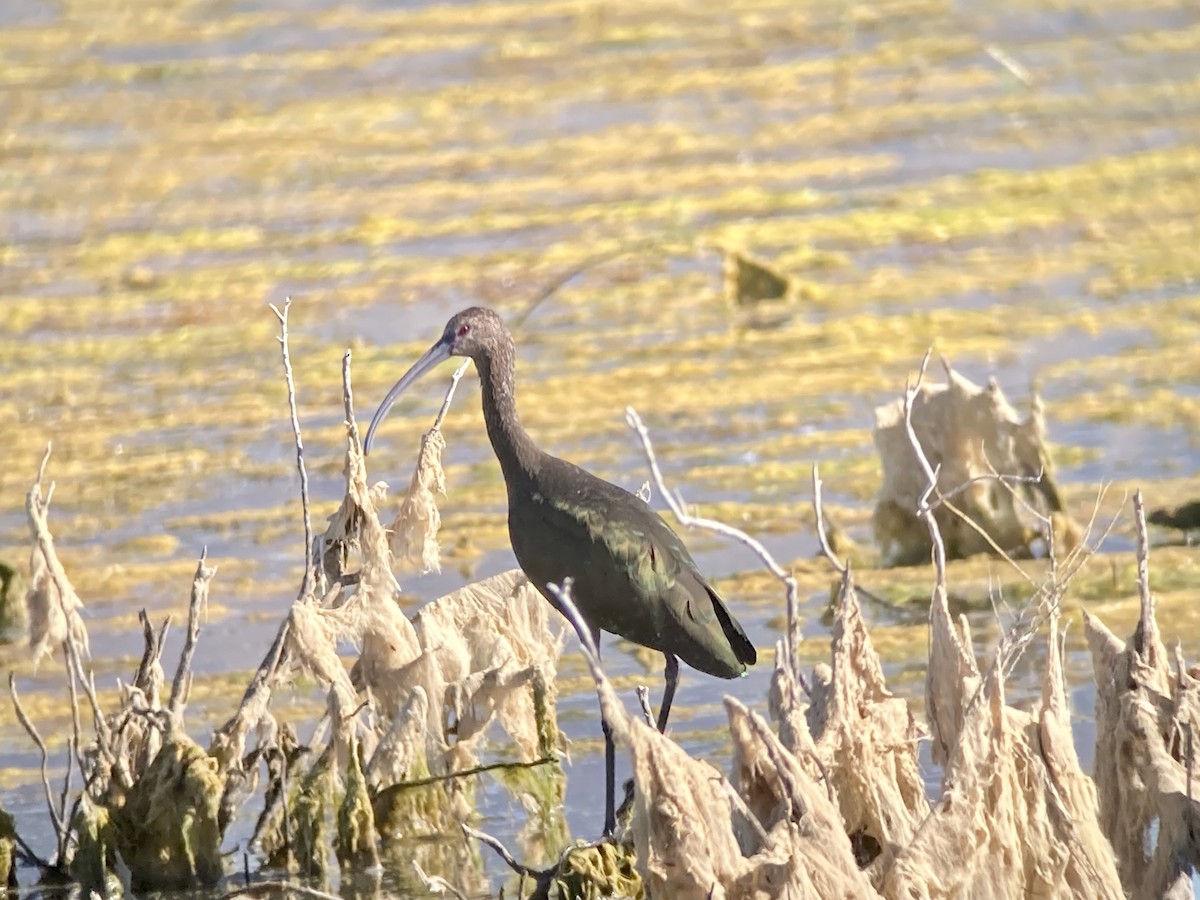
3, 0, 1200, 894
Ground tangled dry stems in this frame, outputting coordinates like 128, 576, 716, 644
5, 328, 1199, 900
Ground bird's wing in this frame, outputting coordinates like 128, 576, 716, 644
540, 479, 755, 674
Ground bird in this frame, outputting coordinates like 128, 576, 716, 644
1148, 500, 1200, 545
364, 306, 757, 835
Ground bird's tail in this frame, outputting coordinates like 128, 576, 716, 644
707, 585, 757, 668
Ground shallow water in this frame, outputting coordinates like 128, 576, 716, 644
4, 0, 1200, 894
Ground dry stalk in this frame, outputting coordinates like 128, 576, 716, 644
902, 351, 948, 580
461, 824, 556, 892
342, 349, 361, 454
899, 353, 1090, 673
26, 447, 126, 788
375, 756, 555, 795
810, 466, 890, 607
1131, 491, 1162, 665
433, 360, 470, 427
413, 861, 469, 900
209, 620, 293, 773
635, 686, 656, 729
9, 673, 68, 859
812, 465, 849, 576
169, 550, 216, 720
213, 302, 322, 771
269, 298, 316, 601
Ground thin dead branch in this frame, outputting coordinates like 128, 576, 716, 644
9, 673, 67, 858
462, 824, 555, 891
413, 861, 469, 900
270, 298, 316, 601
170, 550, 215, 720
376, 756, 556, 794
811, 466, 890, 607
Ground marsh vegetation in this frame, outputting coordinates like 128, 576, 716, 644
4, 0, 1200, 895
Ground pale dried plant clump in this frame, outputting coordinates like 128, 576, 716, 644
25, 448, 89, 668
15, 325, 1200, 900
873, 358, 1078, 567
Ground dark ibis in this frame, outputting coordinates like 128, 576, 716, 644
1148, 500, 1200, 544
364, 306, 756, 834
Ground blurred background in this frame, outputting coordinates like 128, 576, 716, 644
3, 0, 1200, 892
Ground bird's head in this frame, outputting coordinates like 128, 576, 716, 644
439, 306, 505, 361
364, 306, 507, 455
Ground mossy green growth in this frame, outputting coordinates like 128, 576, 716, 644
113, 733, 224, 889
531, 666, 560, 761
0, 805, 16, 890
0, 560, 25, 641
265, 746, 335, 877
372, 767, 477, 841
553, 840, 643, 900
70, 797, 118, 898
336, 740, 380, 872
493, 760, 569, 865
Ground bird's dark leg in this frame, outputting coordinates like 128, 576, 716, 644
602, 718, 616, 836
656, 652, 679, 733
595, 629, 617, 836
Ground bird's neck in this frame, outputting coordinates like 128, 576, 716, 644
477, 343, 541, 484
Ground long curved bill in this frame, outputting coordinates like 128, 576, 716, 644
363, 338, 452, 455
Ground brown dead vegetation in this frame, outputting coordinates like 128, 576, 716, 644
5, 331, 1198, 900
873, 358, 1080, 567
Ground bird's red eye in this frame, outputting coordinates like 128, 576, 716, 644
456, 324, 470, 337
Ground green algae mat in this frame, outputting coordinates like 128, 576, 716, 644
3, 0, 1200, 890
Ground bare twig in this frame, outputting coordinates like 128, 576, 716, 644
10, 674, 67, 853
810, 467, 890, 607
545, 579, 605, 687
64, 636, 112, 766
170, 549, 216, 719
59, 734, 75, 853
462, 824, 555, 887
937, 466, 1046, 508
635, 686, 656, 729
269, 298, 315, 601
413, 862, 469, 900
1132, 489, 1163, 667
902, 351, 946, 582
66, 651, 82, 770
625, 406, 799, 668
342, 349, 359, 449
209, 618, 293, 773
433, 361, 471, 429
376, 756, 557, 795
811, 465, 847, 575
132, 610, 167, 698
